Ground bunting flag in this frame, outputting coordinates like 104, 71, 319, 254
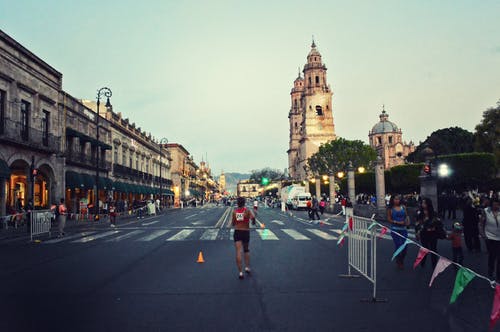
429, 257, 452, 287
337, 234, 346, 246
450, 268, 476, 304
413, 247, 429, 269
391, 239, 411, 261
341, 223, 348, 233
378, 226, 388, 238
490, 285, 500, 330
368, 221, 378, 231
348, 216, 353, 231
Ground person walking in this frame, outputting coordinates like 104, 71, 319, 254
109, 203, 117, 228
463, 197, 481, 253
311, 195, 320, 221
480, 197, 500, 281
57, 198, 67, 237
416, 198, 445, 268
387, 195, 410, 270
232, 197, 256, 279
319, 197, 326, 215
447, 222, 464, 267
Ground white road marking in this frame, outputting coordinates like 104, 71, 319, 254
72, 230, 120, 243
167, 229, 195, 241
256, 229, 279, 240
136, 229, 170, 241
271, 220, 284, 225
185, 214, 198, 220
44, 231, 97, 244
282, 229, 310, 240
200, 229, 219, 240
107, 230, 145, 242
306, 229, 338, 240
230, 229, 234, 239
142, 220, 160, 226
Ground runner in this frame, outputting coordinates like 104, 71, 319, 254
232, 197, 256, 279
253, 198, 259, 213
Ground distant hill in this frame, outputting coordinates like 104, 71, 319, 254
217, 172, 250, 194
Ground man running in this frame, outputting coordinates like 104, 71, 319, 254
232, 197, 256, 279
253, 198, 259, 213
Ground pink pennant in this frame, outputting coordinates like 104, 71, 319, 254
348, 217, 353, 231
413, 247, 430, 269
378, 226, 388, 238
490, 285, 500, 330
429, 257, 452, 287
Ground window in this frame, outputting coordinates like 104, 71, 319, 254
114, 148, 118, 163
294, 99, 297, 108
308, 77, 311, 85
315, 76, 319, 84
388, 136, 393, 144
0, 89, 5, 134
377, 137, 382, 145
315, 105, 323, 116
20, 100, 30, 140
136, 155, 139, 170
42, 110, 49, 146
129, 152, 133, 168
122, 147, 127, 165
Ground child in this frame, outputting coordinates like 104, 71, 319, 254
447, 222, 464, 266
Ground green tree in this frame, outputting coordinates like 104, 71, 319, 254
249, 167, 284, 183
407, 127, 475, 162
307, 138, 377, 176
474, 100, 500, 164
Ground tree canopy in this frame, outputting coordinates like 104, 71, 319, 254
307, 138, 377, 176
474, 100, 500, 163
407, 127, 475, 162
249, 167, 285, 183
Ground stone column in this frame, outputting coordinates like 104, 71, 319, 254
304, 180, 310, 193
419, 146, 438, 211
0, 178, 6, 217
315, 177, 321, 198
347, 161, 355, 204
328, 173, 336, 209
374, 157, 386, 217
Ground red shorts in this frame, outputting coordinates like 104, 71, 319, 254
253, 206, 258, 211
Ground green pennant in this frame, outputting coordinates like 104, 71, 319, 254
368, 221, 378, 231
450, 268, 475, 304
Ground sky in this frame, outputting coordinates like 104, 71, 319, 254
1, 0, 499, 175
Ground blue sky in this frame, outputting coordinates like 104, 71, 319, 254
1, 0, 499, 174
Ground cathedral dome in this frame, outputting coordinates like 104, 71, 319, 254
370, 109, 399, 134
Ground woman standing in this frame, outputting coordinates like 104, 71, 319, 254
417, 198, 444, 268
463, 197, 481, 253
480, 197, 500, 281
387, 195, 410, 270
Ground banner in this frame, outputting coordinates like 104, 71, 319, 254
413, 247, 429, 269
391, 239, 411, 261
429, 257, 452, 287
490, 285, 500, 330
450, 268, 475, 304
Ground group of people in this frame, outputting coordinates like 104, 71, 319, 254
388, 192, 500, 282
306, 195, 328, 220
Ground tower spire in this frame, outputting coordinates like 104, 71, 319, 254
311, 35, 316, 48
297, 66, 302, 79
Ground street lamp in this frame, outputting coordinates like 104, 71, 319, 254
94, 87, 112, 221
437, 163, 450, 177
337, 171, 345, 179
159, 138, 168, 208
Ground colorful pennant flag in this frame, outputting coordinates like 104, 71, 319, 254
391, 239, 411, 261
429, 257, 452, 287
379, 226, 388, 238
490, 285, 500, 330
337, 234, 346, 246
341, 223, 348, 232
368, 221, 378, 231
413, 247, 429, 269
348, 216, 353, 231
450, 268, 476, 304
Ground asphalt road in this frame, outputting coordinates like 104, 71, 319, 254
0, 204, 497, 332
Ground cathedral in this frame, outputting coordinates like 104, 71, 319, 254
287, 40, 336, 180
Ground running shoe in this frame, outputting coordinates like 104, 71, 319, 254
245, 267, 251, 274
239, 272, 244, 279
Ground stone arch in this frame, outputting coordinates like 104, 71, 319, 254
37, 162, 57, 206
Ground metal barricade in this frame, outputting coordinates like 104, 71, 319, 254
339, 207, 386, 302
31, 210, 52, 241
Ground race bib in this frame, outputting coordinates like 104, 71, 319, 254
236, 213, 245, 221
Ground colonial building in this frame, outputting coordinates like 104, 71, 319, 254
165, 143, 196, 206
0, 29, 65, 217
218, 171, 226, 195
237, 180, 261, 199
368, 107, 415, 169
288, 40, 336, 180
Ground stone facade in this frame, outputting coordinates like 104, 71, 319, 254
237, 180, 261, 199
288, 41, 335, 180
368, 108, 415, 169
219, 172, 226, 194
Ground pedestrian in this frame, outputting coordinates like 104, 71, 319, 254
387, 195, 410, 270
231, 197, 256, 279
109, 203, 117, 227
319, 197, 326, 215
253, 198, 259, 213
462, 197, 481, 253
341, 197, 346, 216
306, 199, 313, 220
57, 198, 67, 237
447, 222, 464, 266
416, 198, 445, 268
480, 197, 500, 281
26, 199, 33, 234
311, 195, 320, 221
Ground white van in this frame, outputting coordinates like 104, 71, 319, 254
292, 192, 312, 210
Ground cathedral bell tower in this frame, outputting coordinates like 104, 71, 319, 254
288, 40, 336, 180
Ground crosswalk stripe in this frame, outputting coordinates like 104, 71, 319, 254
167, 229, 195, 241
282, 229, 310, 240
44, 231, 97, 244
256, 229, 279, 240
200, 229, 219, 240
136, 229, 170, 241
230, 229, 234, 239
107, 230, 145, 242
72, 230, 120, 243
306, 229, 337, 240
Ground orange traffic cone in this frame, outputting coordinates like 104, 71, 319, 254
197, 251, 205, 263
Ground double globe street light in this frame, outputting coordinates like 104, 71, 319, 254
159, 138, 168, 209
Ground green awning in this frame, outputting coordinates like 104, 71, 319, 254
97, 177, 113, 190
0, 159, 11, 178
65, 171, 83, 189
81, 174, 95, 190
162, 189, 174, 196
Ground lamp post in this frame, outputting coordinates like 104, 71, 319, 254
94, 87, 112, 221
159, 138, 168, 209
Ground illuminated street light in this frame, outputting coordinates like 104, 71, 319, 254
358, 166, 366, 173
322, 175, 328, 181
310, 178, 316, 183
337, 171, 345, 179
437, 163, 450, 177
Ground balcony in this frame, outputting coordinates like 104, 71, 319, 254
0, 118, 60, 153
66, 153, 111, 171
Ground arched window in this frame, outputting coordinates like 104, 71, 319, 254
315, 105, 323, 116
315, 76, 319, 84
294, 99, 297, 107
308, 77, 311, 85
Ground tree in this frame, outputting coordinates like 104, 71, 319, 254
307, 138, 377, 176
474, 100, 500, 164
249, 167, 284, 183
407, 127, 475, 162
